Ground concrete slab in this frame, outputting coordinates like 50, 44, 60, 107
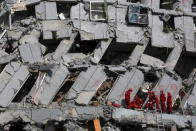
140, 54, 164, 67
75, 66, 107, 105
107, 68, 144, 104
0, 62, 29, 107
90, 38, 113, 64
19, 43, 43, 64
65, 66, 99, 100
152, 73, 182, 101
151, 15, 174, 48
30, 65, 69, 105
35, 1, 58, 20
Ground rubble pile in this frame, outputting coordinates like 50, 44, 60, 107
0, 0, 196, 130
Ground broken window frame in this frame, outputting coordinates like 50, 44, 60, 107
90, 1, 107, 21
127, 5, 148, 26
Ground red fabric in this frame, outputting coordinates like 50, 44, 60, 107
148, 101, 153, 110
160, 91, 166, 113
155, 95, 160, 110
112, 103, 121, 108
125, 89, 133, 108
148, 91, 156, 110
167, 92, 172, 113
134, 96, 143, 109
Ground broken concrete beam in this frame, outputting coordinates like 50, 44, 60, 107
1, 105, 195, 129
35, 1, 58, 20
0, 105, 104, 124
112, 108, 193, 129
75, 66, 107, 105
90, 38, 113, 64
18, 43, 44, 64
0, 62, 30, 107
140, 54, 164, 67
30, 64, 69, 105
107, 68, 144, 105
127, 37, 149, 66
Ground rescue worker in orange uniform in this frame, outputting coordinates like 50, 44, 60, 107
167, 92, 173, 113
160, 90, 166, 113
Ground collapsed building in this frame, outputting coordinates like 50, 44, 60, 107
0, 0, 196, 130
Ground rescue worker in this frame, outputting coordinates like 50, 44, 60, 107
160, 90, 166, 113
167, 92, 173, 113
124, 88, 133, 108
134, 95, 143, 109
129, 99, 138, 109
155, 95, 160, 110
147, 91, 155, 110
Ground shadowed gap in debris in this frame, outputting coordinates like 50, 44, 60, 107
12, 73, 37, 102
100, 43, 136, 65
143, 45, 172, 62
175, 52, 196, 79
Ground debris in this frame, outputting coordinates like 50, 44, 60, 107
0, 30, 6, 40
30, 64, 69, 105
18, 43, 44, 64
11, 2, 27, 12
91, 38, 113, 64
0, 62, 29, 107
75, 66, 107, 105
35, 1, 58, 20
107, 68, 144, 105
0, 0, 195, 130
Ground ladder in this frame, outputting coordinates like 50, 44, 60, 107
155, 106, 165, 131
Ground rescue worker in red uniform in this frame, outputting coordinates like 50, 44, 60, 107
124, 88, 133, 108
146, 91, 156, 110
167, 92, 173, 113
160, 90, 166, 113
134, 95, 143, 109
155, 95, 160, 110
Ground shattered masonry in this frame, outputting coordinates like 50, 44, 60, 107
0, 0, 196, 130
